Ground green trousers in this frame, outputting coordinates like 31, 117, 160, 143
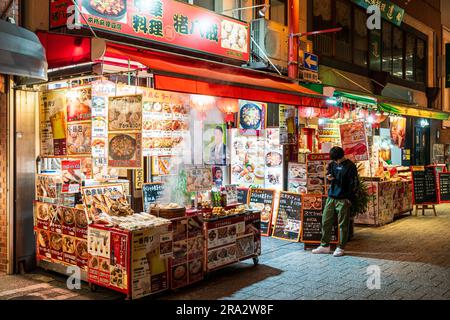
321, 198, 351, 249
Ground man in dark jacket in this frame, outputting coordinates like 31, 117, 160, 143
312, 146, 358, 257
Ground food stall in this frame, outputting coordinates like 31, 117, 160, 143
34, 79, 271, 297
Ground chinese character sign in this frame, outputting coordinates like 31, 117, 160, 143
77, 0, 249, 61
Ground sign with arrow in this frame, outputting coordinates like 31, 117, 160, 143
303, 52, 318, 72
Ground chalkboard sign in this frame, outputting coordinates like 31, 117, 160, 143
412, 167, 438, 204
142, 183, 164, 212
248, 188, 275, 237
300, 195, 338, 244
237, 188, 250, 205
272, 192, 302, 242
439, 172, 450, 203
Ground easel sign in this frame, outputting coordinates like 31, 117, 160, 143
248, 188, 275, 237
237, 187, 250, 205
438, 172, 450, 204
272, 192, 302, 242
142, 183, 164, 212
411, 166, 438, 205
300, 195, 339, 245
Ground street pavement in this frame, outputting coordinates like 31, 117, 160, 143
1, 204, 450, 300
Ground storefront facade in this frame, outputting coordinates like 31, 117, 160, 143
307, 0, 444, 166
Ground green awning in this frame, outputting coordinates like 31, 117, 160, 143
334, 91, 378, 106
379, 103, 450, 120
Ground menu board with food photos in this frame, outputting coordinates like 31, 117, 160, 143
88, 225, 130, 295
186, 166, 213, 192
411, 166, 438, 205
108, 132, 143, 169
340, 121, 369, 162
439, 173, 450, 203
272, 192, 302, 242
248, 188, 275, 236
108, 95, 142, 132
264, 128, 284, 190
307, 154, 330, 195
288, 162, 307, 194
204, 211, 261, 272
35, 202, 89, 270
171, 214, 204, 289
142, 91, 190, 157
36, 174, 62, 204
300, 195, 339, 244
142, 183, 165, 212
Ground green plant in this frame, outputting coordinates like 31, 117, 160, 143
350, 176, 370, 217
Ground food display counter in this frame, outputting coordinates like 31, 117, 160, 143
354, 180, 413, 226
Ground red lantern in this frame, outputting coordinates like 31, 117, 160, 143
319, 106, 339, 118
299, 106, 321, 119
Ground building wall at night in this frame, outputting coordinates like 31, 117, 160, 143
0, 0, 21, 274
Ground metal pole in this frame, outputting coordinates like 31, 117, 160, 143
288, 0, 300, 80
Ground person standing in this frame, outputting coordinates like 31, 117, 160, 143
312, 147, 358, 257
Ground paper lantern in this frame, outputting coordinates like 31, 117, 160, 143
216, 97, 239, 113
299, 106, 321, 119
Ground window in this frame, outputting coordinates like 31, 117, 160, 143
270, 0, 287, 26
193, 0, 214, 11
335, 0, 352, 62
312, 0, 333, 56
382, 21, 392, 73
392, 27, 404, 78
416, 39, 426, 83
405, 33, 415, 81
310, 0, 427, 85
354, 8, 368, 67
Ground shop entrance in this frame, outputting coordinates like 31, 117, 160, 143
414, 119, 431, 165
14, 90, 38, 273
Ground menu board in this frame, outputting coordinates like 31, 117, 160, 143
411, 166, 438, 205
108, 95, 142, 132
230, 129, 265, 188
318, 120, 341, 147
142, 183, 165, 212
248, 188, 275, 236
272, 192, 302, 242
224, 185, 238, 206
108, 132, 143, 169
439, 173, 450, 203
238, 100, 266, 134
35, 202, 89, 270
264, 128, 284, 190
88, 226, 129, 295
61, 160, 82, 194
237, 188, 250, 204
39, 89, 67, 156
131, 225, 172, 299
81, 184, 130, 222
171, 215, 204, 289
142, 90, 190, 157
300, 195, 339, 244
340, 121, 369, 162
288, 162, 307, 194
36, 174, 62, 204
307, 154, 330, 195
186, 166, 213, 192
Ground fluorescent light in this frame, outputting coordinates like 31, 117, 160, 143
326, 98, 338, 105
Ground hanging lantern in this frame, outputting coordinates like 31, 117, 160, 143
299, 106, 320, 119
319, 106, 339, 118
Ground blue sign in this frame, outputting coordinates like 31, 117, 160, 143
303, 53, 318, 72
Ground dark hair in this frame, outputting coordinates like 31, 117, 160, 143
215, 126, 224, 133
330, 146, 345, 161
215, 167, 223, 173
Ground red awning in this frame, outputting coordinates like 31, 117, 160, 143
102, 42, 325, 106
37, 32, 325, 106
37, 31, 92, 69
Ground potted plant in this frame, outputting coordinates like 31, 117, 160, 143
349, 176, 370, 239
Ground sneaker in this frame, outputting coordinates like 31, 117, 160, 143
333, 247, 345, 257
312, 246, 331, 254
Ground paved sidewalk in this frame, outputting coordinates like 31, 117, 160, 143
1, 205, 450, 300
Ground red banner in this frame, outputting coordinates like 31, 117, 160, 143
76, 0, 250, 62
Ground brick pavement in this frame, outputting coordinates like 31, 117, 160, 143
0, 204, 449, 300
